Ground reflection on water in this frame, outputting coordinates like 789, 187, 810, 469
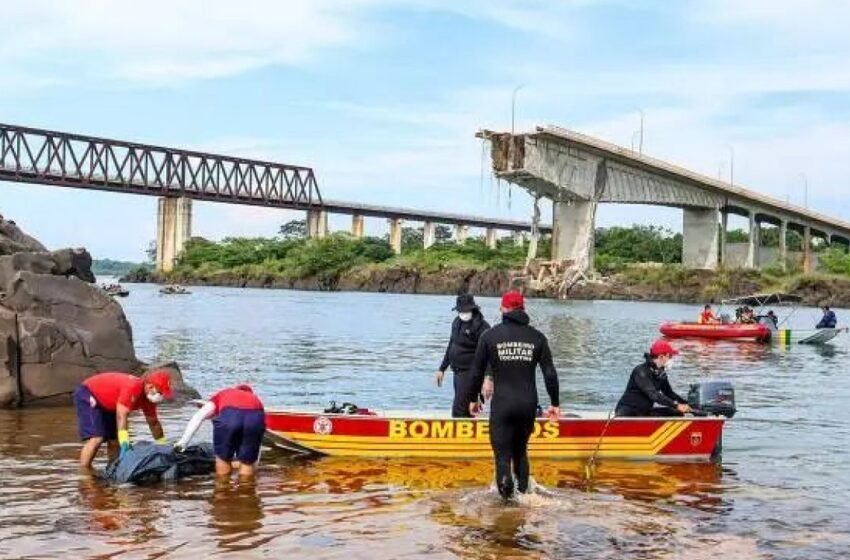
1, 286, 849, 558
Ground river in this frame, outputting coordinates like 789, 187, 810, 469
1, 285, 849, 559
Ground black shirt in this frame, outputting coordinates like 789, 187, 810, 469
468, 309, 560, 412
439, 312, 490, 373
616, 356, 687, 415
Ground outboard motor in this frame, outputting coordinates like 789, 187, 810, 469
688, 380, 736, 418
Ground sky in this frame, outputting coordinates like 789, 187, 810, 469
2, 0, 850, 261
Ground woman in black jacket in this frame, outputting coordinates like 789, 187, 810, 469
435, 294, 490, 417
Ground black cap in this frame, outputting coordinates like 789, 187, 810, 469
452, 294, 479, 312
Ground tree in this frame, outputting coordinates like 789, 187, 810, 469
435, 225, 453, 243
726, 229, 749, 243
401, 227, 424, 251
145, 240, 157, 264
280, 219, 307, 240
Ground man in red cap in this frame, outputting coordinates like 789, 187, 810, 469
467, 290, 560, 500
73, 370, 173, 468
614, 339, 692, 417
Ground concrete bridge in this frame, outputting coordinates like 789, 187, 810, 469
0, 123, 549, 272
480, 125, 850, 273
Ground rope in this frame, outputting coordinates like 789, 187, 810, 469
584, 409, 616, 487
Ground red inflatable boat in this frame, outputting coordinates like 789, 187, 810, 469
659, 322, 771, 341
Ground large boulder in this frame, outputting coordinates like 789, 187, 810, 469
0, 215, 191, 407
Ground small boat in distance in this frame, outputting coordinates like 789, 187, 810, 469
101, 283, 129, 297
159, 284, 191, 295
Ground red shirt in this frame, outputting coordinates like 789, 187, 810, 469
209, 385, 264, 414
83, 372, 157, 418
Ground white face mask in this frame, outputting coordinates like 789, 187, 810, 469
146, 391, 164, 404
458, 311, 473, 322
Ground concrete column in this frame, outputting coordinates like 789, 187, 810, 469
803, 226, 813, 274
389, 218, 403, 255
551, 200, 595, 269
423, 221, 436, 249
719, 211, 728, 266
746, 213, 761, 268
454, 224, 468, 245
307, 209, 328, 239
351, 214, 365, 239
156, 196, 193, 273
485, 228, 498, 250
682, 208, 720, 269
779, 221, 788, 270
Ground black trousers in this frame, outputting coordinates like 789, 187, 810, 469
451, 369, 476, 418
615, 405, 683, 417
489, 408, 536, 498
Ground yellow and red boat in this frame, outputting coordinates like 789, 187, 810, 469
265, 410, 726, 462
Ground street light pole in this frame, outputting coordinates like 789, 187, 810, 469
800, 173, 808, 208
638, 109, 644, 155
511, 84, 526, 135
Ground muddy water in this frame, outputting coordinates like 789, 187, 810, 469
1, 287, 849, 559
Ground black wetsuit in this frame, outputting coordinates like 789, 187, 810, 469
615, 356, 688, 417
439, 311, 490, 417
468, 309, 559, 498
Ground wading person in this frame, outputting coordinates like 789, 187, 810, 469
816, 305, 837, 329
435, 294, 490, 418
74, 370, 173, 468
467, 290, 560, 500
174, 384, 266, 478
615, 340, 691, 417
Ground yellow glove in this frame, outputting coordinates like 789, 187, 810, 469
118, 429, 131, 457
155, 437, 168, 445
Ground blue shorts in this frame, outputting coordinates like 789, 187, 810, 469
212, 408, 266, 464
74, 385, 118, 441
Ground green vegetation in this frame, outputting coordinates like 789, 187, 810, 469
92, 259, 147, 277
594, 226, 682, 274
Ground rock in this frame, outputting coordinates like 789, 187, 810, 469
0, 216, 194, 408
0, 214, 47, 255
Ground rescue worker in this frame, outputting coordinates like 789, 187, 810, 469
73, 370, 173, 469
615, 340, 691, 417
435, 294, 491, 417
740, 307, 757, 324
467, 291, 560, 500
174, 384, 266, 478
698, 304, 719, 324
816, 306, 838, 329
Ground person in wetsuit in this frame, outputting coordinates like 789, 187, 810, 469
467, 290, 560, 500
615, 340, 692, 417
435, 294, 491, 417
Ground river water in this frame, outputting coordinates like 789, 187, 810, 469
1, 285, 849, 559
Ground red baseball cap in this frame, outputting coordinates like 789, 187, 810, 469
145, 370, 174, 399
650, 339, 680, 357
501, 290, 525, 311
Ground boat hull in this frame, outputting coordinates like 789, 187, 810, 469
265, 411, 725, 462
660, 322, 770, 341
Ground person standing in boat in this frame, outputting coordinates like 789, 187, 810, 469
174, 384, 266, 478
698, 304, 719, 324
816, 306, 838, 329
615, 340, 692, 417
435, 294, 491, 418
467, 290, 560, 500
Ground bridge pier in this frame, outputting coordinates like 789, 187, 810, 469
779, 221, 788, 269
513, 231, 525, 247
551, 201, 595, 268
455, 224, 468, 245
307, 209, 328, 239
423, 221, 436, 249
803, 226, 813, 274
389, 218, 403, 254
351, 214, 365, 239
747, 213, 761, 268
155, 196, 192, 273
485, 228, 498, 250
719, 211, 729, 266
682, 208, 720, 269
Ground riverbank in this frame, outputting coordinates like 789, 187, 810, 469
123, 262, 850, 307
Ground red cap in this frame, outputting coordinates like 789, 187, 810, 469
146, 370, 173, 399
650, 339, 680, 357
501, 290, 525, 311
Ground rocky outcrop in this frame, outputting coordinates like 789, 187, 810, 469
0, 215, 195, 407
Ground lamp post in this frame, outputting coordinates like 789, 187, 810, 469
800, 173, 808, 208
637, 109, 644, 155
511, 84, 526, 135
